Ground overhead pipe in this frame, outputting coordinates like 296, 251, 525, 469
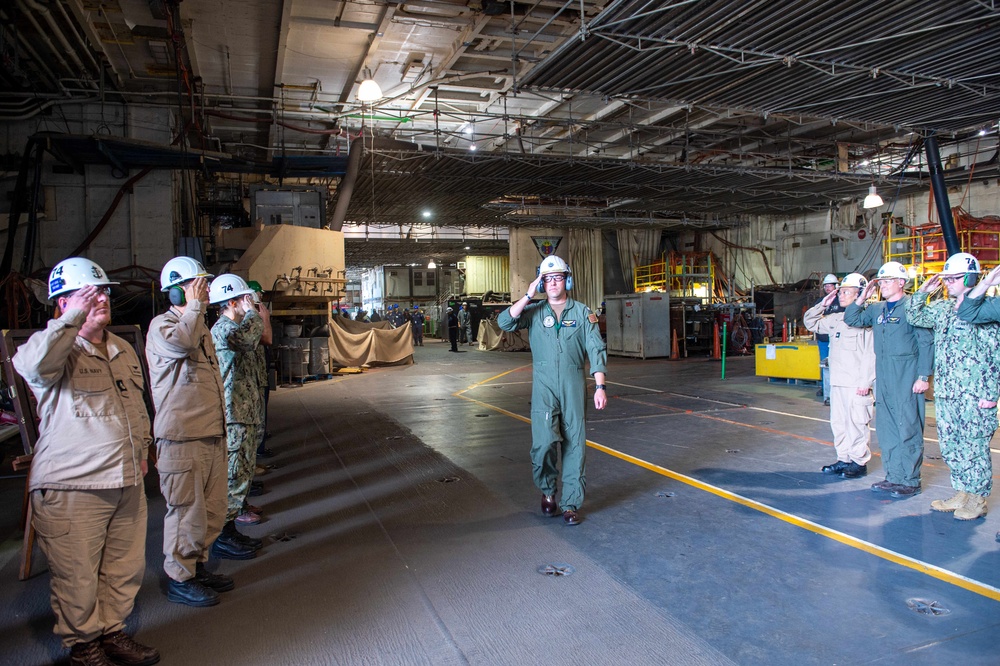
924, 134, 961, 256
16, 0, 74, 74
328, 136, 423, 231
52, 0, 102, 74
20, 0, 89, 77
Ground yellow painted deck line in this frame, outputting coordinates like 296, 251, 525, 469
589, 440, 1000, 603
456, 370, 1000, 603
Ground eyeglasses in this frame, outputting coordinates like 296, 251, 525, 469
61, 286, 112, 299
942, 275, 964, 283
541, 275, 566, 284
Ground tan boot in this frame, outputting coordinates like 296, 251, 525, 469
930, 491, 967, 512
954, 493, 988, 520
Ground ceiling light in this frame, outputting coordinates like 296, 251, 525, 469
422, 210, 431, 218
980, 128, 989, 136
357, 67, 382, 102
464, 246, 471, 250
469, 144, 477, 151
863, 185, 883, 209
427, 260, 437, 269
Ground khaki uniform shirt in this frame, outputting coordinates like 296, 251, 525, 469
12, 310, 152, 491
804, 304, 876, 389
145, 300, 226, 440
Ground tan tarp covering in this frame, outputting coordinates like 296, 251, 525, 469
478, 318, 530, 352
327, 316, 413, 366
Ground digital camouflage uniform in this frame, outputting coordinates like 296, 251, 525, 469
211, 310, 264, 520
497, 297, 607, 512
844, 297, 933, 487
907, 295, 1000, 497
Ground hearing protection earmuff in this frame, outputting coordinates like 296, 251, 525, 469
964, 272, 978, 288
168, 285, 186, 306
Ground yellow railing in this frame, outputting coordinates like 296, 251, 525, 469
634, 251, 724, 301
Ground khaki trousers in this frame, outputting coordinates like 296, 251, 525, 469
30, 485, 146, 648
830, 385, 874, 465
156, 437, 227, 582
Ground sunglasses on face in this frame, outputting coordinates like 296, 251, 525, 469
542, 275, 566, 284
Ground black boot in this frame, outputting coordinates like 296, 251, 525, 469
195, 562, 235, 592
211, 522, 256, 560
222, 519, 263, 550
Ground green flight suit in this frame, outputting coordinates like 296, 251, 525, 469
844, 297, 933, 487
498, 297, 607, 511
909, 295, 1000, 497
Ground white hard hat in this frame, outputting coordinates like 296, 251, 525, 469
839, 273, 868, 290
539, 255, 570, 275
876, 261, 908, 280
48, 257, 119, 299
209, 274, 255, 305
160, 256, 213, 291
822, 273, 838, 285
942, 252, 981, 275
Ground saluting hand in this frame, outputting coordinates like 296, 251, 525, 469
65, 284, 99, 313
981, 264, 1000, 288
527, 273, 543, 298
857, 280, 877, 305
821, 290, 839, 308
185, 277, 209, 304
919, 275, 942, 294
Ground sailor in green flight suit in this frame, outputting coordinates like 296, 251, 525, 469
498, 255, 607, 525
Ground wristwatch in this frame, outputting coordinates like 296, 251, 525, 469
595, 384, 606, 390
524, 293, 533, 301
917, 375, 928, 382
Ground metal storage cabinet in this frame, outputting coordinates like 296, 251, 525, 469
605, 293, 671, 359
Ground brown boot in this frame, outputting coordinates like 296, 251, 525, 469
930, 491, 967, 513
100, 630, 161, 666
954, 493, 988, 521
69, 640, 114, 666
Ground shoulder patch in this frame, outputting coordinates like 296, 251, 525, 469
588, 313, 599, 324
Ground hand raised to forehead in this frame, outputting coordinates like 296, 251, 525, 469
65, 284, 99, 313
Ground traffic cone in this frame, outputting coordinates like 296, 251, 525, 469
712, 320, 721, 359
670, 329, 680, 360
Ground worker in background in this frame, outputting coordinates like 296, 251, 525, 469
956, 261, 1000, 542
498, 255, 607, 525
844, 261, 932, 499
210, 275, 267, 540
13, 258, 160, 666
447, 306, 459, 351
370, 308, 382, 323
804, 273, 875, 479
410, 305, 425, 346
908, 253, 1000, 521
147, 257, 253, 611
459, 302, 474, 345
815, 274, 842, 406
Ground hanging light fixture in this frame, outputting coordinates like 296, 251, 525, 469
357, 67, 382, 103
427, 259, 437, 269
863, 184, 883, 209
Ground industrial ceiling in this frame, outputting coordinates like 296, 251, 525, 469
4, 0, 1000, 266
